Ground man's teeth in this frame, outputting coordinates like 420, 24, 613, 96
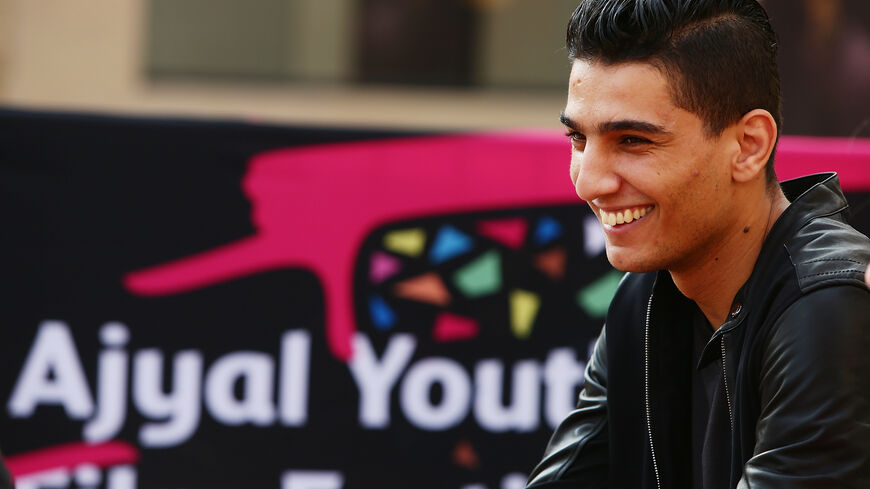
599, 206, 653, 226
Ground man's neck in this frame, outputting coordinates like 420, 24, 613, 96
670, 186, 790, 328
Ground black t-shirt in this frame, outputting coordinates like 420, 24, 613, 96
691, 307, 733, 489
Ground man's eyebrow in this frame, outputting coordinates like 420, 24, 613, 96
559, 112, 671, 136
559, 112, 576, 129
598, 120, 671, 135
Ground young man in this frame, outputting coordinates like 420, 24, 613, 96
527, 1, 870, 488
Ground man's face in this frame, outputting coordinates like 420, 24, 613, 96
563, 59, 739, 273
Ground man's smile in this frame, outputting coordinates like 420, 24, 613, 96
598, 205, 655, 226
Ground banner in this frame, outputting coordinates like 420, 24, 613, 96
2, 108, 869, 489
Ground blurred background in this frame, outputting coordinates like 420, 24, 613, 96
0, 0, 867, 134
0, 2, 869, 489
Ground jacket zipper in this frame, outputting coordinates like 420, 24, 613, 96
645, 293, 740, 488
643, 294, 662, 489
720, 336, 734, 432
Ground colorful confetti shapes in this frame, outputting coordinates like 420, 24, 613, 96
533, 215, 563, 245
509, 289, 540, 339
454, 251, 502, 298
394, 272, 451, 306
451, 439, 480, 469
577, 270, 624, 318
534, 247, 566, 281
369, 251, 402, 284
433, 312, 481, 342
583, 214, 606, 257
384, 228, 427, 257
476, 217, 528, 249
362, 207, 609, 344
429, 225, 473, 264
368, 295, 396, 330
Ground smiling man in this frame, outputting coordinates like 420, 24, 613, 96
526, 1, 870, 488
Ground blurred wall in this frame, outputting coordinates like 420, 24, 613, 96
0, 0, 866, 135
477, 0, 578, 87
764, 0, 870, 137
0, 0, 568, 130
0, 0, 146, 108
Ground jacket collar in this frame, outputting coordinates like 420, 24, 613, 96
654, 173, 849, 366
728, 174, 846, 313
768, 172, 848, 245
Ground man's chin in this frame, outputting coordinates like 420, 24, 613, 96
605, 249, 660, 274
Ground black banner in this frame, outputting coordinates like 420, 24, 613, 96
1, 108, 869, 489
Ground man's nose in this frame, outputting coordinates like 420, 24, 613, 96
571, 144, 621, 202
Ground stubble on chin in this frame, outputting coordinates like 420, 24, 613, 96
604, 247, 662, 274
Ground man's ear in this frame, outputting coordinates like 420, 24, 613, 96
732, 109, 777, 183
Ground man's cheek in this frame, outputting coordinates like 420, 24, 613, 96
569, 160, 581, 187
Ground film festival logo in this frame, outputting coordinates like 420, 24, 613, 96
12, 133, 867, 488
6, 134, 625, 489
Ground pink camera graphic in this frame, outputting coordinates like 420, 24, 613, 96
122, 133, 870, 362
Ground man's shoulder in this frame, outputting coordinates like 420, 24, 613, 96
784, 215, 870, 293
773, 213, 870, 331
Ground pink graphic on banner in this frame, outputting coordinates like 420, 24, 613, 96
775, 136, 870, 189
476, 217, 529, 249
5, 441, 140, 479
123, 133, 576, 361
433, 312, 481, 342
121, 133, 870, 362
370, 251, 402, 284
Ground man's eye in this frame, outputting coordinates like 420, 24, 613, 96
565, 131, 586, 143
621, 136, 651, 145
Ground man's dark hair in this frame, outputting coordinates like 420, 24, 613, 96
567, 0, 782, 183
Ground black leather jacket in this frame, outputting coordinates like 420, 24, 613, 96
527, 173, 870, 489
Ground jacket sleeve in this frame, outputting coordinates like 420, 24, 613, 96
738, 285, 870, 488
526, 326, 609, 489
